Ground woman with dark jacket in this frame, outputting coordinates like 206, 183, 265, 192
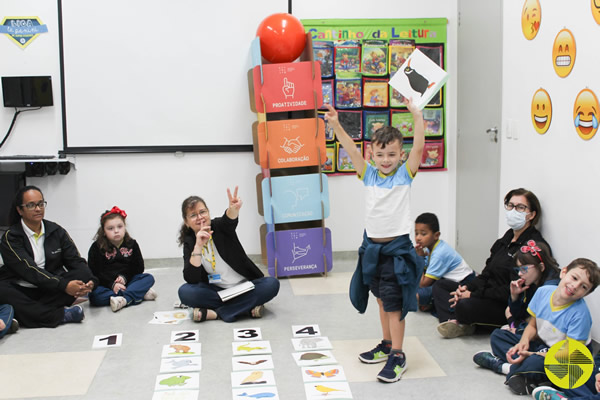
177, 187, 279, 322
432, 188, 553, 338
0, 186, 97, 328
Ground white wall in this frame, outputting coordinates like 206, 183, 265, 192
501, 1, 600, 340
1, 0, 458, 260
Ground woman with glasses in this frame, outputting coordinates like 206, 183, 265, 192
433, 188, 552, 338
0, 186, 97, 328
176, 186, 279, 322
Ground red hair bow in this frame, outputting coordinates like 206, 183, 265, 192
520, 240, 542, 262
103, 206, 127, 220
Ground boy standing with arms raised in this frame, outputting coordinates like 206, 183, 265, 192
324, 99, 425, 383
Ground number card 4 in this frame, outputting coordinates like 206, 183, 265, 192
233, 327, 262, 341
292, 324, 321, 338
92, 333, 123, 349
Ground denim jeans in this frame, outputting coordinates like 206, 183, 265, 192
89, 273, 155, 307
0, 304, 14, 338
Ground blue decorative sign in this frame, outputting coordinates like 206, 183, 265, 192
1, 17, 48, 48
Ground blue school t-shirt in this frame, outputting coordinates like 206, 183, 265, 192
527, 285, 592, 346
424, 240, 473, 282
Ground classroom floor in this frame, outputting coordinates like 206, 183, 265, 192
0, 252, 518, 400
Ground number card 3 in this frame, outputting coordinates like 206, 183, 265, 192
233, 327, 262, 341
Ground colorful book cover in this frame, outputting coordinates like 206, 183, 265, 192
361, 40, 388, 76
336, 141, 363, 172
334, 40, 361, 76
421, 139, 444, 168
423, 108, 443, 137
389, 39, 415, 76
320, 79, 334, 110
313, 41, 334, 78
335, 77, 362, 109
338, 110, 362, 140
363, 78, 389, 108
401, 141, 413, 166
389, 87, 407, 108
390, 110, 414, 138
363, 111, 390, 141
323, 144, 335, 173
388, 48, 448, 110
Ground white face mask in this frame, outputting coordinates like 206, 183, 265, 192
506, 208, 527, 230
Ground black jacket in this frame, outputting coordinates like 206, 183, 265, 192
0, 220, 97, 291
88, 239, 144, 288
182, 211, 263, 284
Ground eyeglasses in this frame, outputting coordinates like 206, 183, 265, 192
514, 264, 535, 273
21, 201, 47, 210
187, 209, 208, 220
505, 202, 529, 213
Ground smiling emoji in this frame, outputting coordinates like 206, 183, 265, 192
592, 0, 600, 25
552, 29, 576, 77
531, 88, 552, 134
573, 89, 599, 140
521, 0, 542, 40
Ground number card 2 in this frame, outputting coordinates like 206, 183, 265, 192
233, 327, 262, 341
292, 324, 321, 338
171, 330, 199, 343
92, 333, 123, 349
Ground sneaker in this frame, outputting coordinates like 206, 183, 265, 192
110, 296, 127, 312
62, 305, 85, 323
358, 340, 391, 364
377, 352, 407, 383
8, 318, 19, 334
250, 305, 264, 318
143, 288, 157, 301
473, 350, 503, 373
437, 321, 476, 338
506, 374, 538, 395
532, 386, 567, 400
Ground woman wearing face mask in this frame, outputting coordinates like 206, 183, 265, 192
432, 188, 551, 338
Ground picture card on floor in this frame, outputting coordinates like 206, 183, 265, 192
233, 327, 263, 341
161, 343, 202, 358
301, 365, 347, 382
231, 369, 276, 388
232, 340, 272, 356
292, 324, 321, 338
232, 386, 280, 400
149, 310, 191, 325
232, 354, 274, 371
304, 381, 353, 399
292, 336, 333, 351
292, 350, 337, 366
152, 390, 200, 400
159, 356, 202, 373
170, 330, 199, 343
154, 373, 200, 391
92, 333, 122, 349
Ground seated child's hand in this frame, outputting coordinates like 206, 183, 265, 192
0, 319, 5, 331
113, 282, 126, 294
595, 372, 600, 393
510, 278, 529, 296
507, 342, 529, 365
414, 243, 426, 257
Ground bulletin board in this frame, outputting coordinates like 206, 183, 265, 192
301, 18, 448, 173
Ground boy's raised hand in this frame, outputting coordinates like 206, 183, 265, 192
323, 104, 341, 128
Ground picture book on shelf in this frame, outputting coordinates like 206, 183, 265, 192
361, 40, 388, 76
363, 78, 389, 108
391, 110, 414, 138
334, 40, 361, 76
338, 110, 362, 140
388, 48, 449, 110
313, 41, 334, 78
423, 108, 443, 137
321, 79, 333, 110
335, 77, 362, 109
401, 142, 413, 165
389, 39, 415, 76
336, 142, 363, 172
421, 139, 444, 168
417, 43, 444, 106
363, 111, 390, 141
323, 144, 335, 173
390, 87, 407, 108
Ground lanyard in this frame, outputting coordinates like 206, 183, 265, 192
202, 238, 216, 272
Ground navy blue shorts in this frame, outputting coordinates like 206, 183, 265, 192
369, 254, 403, 312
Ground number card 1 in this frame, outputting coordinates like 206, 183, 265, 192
233, 327, 262, 341
292, 324, 321, 338
92, 333, 123, 349
171, 330, 199, 343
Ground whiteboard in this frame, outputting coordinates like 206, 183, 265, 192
60, 0, 286, 149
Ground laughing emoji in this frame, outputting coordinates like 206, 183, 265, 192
531, 88, 552, 134
573, 89, 599, 140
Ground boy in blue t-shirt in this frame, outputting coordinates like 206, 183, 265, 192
324, 98, 424, 383
414, 212, 475, 312
472, 258, 600, 395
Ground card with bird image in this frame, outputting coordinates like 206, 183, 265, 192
292, 350, 338, 367
232, 386, 280, 400
233, 327, 263, 342
232, 340, 272, 356
231, 369, 276, 388
161, 343, 202, 358
292, 336, 333, 352
159, 356, 202, 374
232, 354, 275, 371
361, 40, 388, 76
304, 381, 353, 399
416, 43, 444, 107
388, 48, 448, 110
301, 365, 347, 383
154, 372, 200, 391
152, 390, 199, 400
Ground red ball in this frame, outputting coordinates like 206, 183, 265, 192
256, 13, 306, 63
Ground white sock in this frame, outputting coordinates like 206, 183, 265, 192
501, 363, 510, 375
